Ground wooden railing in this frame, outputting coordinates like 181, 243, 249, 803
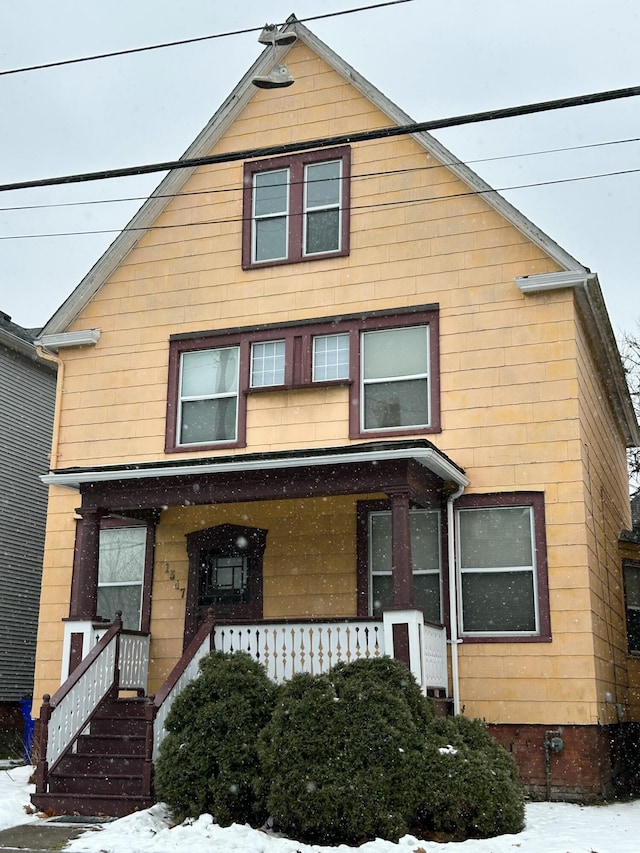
35, 615, 121, 792
423, 620, 448, 690
212, 619, 384, 683
151, 616, 215, 761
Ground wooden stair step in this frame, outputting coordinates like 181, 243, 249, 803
47, 773, 145, 797
31, 791, 153, 819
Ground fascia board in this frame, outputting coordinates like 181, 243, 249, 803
42, 444, 470, 492
0, 326, 37, 360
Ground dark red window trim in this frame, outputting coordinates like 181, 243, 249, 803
356, 498, 449, 624
455, 491, 551, 643
165, 306, 440, 452
242, 146, 351, 269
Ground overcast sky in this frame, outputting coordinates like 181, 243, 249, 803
0, 0, 638, 340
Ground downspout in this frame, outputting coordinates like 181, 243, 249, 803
36, 346, 63, 470
447, 481, 465, 716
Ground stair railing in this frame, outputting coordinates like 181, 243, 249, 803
35, 612, 124, 794
150, 613, 215, 762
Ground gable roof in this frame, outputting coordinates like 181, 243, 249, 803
37, 15, 639, 446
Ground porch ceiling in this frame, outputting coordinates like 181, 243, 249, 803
43, 440, 468, 511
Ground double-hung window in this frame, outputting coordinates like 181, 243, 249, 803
456, 493, 550, 640
177, 346, 240, 446
243, 147, 350, 268
166, 307, 440, 451
369, 508, 442, 621
97, 525, 147, 631
361, 325, 430, 432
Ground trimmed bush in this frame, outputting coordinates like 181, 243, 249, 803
154, 651, 278, 825
257, 664, 424, 844
413, 716, 525, 839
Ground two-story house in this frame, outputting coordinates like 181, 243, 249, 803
30, 16, 640, 816
0, 312, 56, 758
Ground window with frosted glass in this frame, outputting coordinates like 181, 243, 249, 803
178, 347, 239, 445
362, 325, 430, 430
251, 340, 285, 387
97, 527, 147, 630
253, 169, 289, 262
304, 159, 341, 255
369, 509, 441, 621
312, 333, 350, 381
458, 506, 537, 634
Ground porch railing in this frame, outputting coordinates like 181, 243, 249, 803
212, 619, 384, 683
423, 620, 448, 691
151, 616, 214, 761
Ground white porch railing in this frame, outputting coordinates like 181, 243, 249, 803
40, 620, 121, 776
423, 621, 448, 691
119, 633, 150, 691
212, 620, 384, 683
152, 619, 214, 761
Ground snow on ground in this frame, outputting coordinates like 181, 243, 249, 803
1, 766, 639, 853
0, 764, 39, 831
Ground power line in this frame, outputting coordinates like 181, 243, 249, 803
1, 84, 639, 195
1, 136, 638, 214
0, 1, 414, 77
2, 165, 637, 241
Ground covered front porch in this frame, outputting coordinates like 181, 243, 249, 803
34, 440, 468, 815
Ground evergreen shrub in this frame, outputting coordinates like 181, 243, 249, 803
257, 658, 427, 844
154, 650, 278, 825
414, 716, 525, 839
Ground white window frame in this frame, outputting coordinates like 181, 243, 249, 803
457, 504, 540, 637
360, 325, 431, 433
97, 526, 147, 631
368, 508, 442, 621
177, 346, 240, 446
252, 167, 290, 264
303, 158, 343, 257
312, 332, 350, 382
250, 339, 286, 388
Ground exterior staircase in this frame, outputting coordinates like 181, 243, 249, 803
32, 696, 153, 817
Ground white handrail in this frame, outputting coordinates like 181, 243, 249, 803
152, 628, 212, 761
46, 631, 118, 771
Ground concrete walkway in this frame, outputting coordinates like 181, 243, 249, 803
0, 818, 105, 852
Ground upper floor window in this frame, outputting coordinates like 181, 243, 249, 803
242, 147, 351, 269
362, 325, 430, 432
178, 347, 239, 446
165, 307, 440, 452
456, 492, 551, 641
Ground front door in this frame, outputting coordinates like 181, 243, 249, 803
184, 523, 267, 646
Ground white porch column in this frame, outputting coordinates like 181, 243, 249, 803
382, 607, 426, 690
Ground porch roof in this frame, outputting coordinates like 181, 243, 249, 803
42, 440, 469, 503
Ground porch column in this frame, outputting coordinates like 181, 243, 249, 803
69, 507, 104, 619
388, 488, 414, 608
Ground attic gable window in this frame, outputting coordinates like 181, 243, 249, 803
242, 147, 351, 269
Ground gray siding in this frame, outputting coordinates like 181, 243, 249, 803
0, 342, 56, 701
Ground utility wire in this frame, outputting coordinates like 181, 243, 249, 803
1, 136, 638, 214
0, 0, 414, 77
1, 84, 639, 195
2, 165, 637, 241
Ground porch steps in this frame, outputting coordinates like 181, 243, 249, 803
31, 697, 153, 818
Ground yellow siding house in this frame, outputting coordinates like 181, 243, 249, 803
31, 16, 640, 816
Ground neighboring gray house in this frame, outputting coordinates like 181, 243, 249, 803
0, 311, 56, 756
